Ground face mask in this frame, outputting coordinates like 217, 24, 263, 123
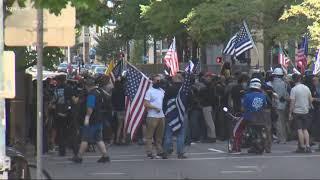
153, 83, 161, 89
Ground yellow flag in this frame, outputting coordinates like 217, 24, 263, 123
105, 60, 114, 75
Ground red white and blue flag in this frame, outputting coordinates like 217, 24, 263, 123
295, 35, 308, 74
313, 49, 320, 75
163, 37, 179, 76
124, 63, 152, 139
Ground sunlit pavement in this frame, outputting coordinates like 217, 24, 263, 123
29, 141, 320, 179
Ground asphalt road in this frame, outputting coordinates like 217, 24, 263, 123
31, 141, 320, 179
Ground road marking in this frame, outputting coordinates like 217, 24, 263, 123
208, 148, 226, 153
235, 166, 258, 169
90, 172, 125, 175
220, 170, 255, 174
46, 152, 220, 160
52, 154, 320, 165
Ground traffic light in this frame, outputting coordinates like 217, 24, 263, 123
216, 56, 223, 64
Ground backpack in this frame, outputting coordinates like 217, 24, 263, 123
89, 88, 111, 124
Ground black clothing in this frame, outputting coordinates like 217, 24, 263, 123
111, 83, 125, 111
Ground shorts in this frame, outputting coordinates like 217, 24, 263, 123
81, 124, 103, 143
293, 113, 311, 130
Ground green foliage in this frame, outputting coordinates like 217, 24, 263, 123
140, 0, 204, 38
114, 0, 150, 40
95, 32, 125, 63
281, 0, 320, 47
5, 46, 63, 71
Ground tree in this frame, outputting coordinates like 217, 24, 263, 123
95, 32, 124, 64
281, 0, 320, 47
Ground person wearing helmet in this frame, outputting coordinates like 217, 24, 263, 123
241, 78, 269, 153
271, 67, 290, 144
242, 78, 268, 120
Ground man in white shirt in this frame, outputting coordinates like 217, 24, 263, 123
144, 75, 166, 159
289, 74, 313, 153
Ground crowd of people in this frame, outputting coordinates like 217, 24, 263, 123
28, 63, 320, 163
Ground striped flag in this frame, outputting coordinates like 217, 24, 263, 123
313, 49, 320, 75
223, 22, 254, 57
110, 61, 123, 85
295, 35, 308, 74
184, 59, 200, 73
165, 71, 193, 132
163, 37, 179, 76
278, 48, 290, 74
124, 63, 152, 139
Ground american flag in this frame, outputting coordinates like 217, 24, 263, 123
313, 49, 320, 75
278, 48, 290, 74
163, 37, 179, 76
124, 63, 151, 139
295, 35, 308, 74
110, 61, 122, 85
165, 71, 193, 132
223, 22, 254, 57
184, 59, 200, 73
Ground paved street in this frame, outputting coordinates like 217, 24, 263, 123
30, 141, 320, 179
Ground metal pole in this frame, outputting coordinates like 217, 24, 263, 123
0, 1, 8, 178
82, 26, 85, 63
270, 47, 273, 70
67, 46, 71, 64
36, 7, 44, 180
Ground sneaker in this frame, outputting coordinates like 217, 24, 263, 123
295, 147, 305, 153
147, 153, 154, 159
305, 146, 312, 153
156, 153, 168, 159
177, 153, 187, 159
97, 156, 110, 163
70, 156, 82, 164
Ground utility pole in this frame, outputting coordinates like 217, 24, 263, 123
0, 0, 8, 178
82, 26, 86, 63
36, 7, 44, 180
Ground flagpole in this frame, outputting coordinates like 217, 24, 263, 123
243, 21, 260, 68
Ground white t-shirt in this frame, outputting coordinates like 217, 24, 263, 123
144, 87, 165, 118
290, 83, 311, 114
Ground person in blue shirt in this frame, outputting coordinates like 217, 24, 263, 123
242, 78, 267, 121
70, 77, 110, 163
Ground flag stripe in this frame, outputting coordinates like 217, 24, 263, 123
163, 38, 179, 76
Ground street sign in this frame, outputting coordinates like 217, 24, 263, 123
0, 51, 15, 98
4, 0, 76, 46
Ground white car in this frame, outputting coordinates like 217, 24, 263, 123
93, 66, 107, 75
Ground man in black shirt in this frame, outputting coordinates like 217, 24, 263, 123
111, 78, 126, 144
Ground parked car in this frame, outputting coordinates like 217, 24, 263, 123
89, 64, 104, 75
93, 66, 107, 75
57, 63, 68, 72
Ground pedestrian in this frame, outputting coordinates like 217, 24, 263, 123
111, 77, 126, 145
289, 74, 313, 153
52, 75, 74, 156
271, 68, 290, 143
199, 72, 217, 142
70, 77, 110, 163
144, 74, 166, 159
163, 74, 187, 159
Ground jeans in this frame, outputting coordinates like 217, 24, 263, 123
164, 120, 185, 155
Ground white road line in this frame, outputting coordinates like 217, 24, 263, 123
208, 148, 226, 153
220, 170, 255, 174
90, 172, 126, 175
46, 152, 220, 160
235, 166, 258, 169
52, 154, 320, 165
